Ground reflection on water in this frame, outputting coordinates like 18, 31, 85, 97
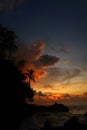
68, 105, 87, 114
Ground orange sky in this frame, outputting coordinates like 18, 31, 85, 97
17, 42, 87, 106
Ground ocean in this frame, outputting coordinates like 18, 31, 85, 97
68, 105, 87, 114
19, 105, 87, 130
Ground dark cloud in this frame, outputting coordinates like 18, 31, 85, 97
83, 92, 87, 96
15, 42, 60, 80
58, 48, 68, 54
38, 67, 82, 87
37, 91, 46, 97
62, 93, 71, 98
57, 42, 69, 54
49, 42, 69, 54
47, 67, 82, 82
15, 42, 45, 70
35, 54, 59, 68
32, 92, 87, 106
58, 93, 87, 104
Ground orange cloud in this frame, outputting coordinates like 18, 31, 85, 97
15, 42, 45, 70
45, 67, 82, 83
31, 92, 87, 106
63, 60, 70, 65
15, 42, 59, 81
35, 54, 59, 68
35, 69, 47, 79
14, 42, 48, 83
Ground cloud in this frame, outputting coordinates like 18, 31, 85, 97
60, 93, 87, 104
57, 43, 69, 54
0, 0, 25, 11
35, 54, 59, 68
58, 48, 68, 54
37, 91, 46, 97
37, 67, 83, 90
83, 92, 87, 97
39, 84, 61, 91
14, 41, 83, 90
32, 92, 87, 106
15, 42, 60, 80
47, 42, 69, 54
63, 60, 70, 65
43, 84, 53, 89
35, 69, 47, 79
84, 92, 87, 95
62, 93, 71, 98
47, 67, 82, 82
15, 42, 45, 69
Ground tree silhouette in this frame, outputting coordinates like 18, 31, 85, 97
23, 82, 35, 101
5, 30, 17, 59
0, 24, 17, 59
0, 59, 35, 130
25, 69, 37, 88
0, 24, 35, 130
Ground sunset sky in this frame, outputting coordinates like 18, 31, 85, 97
0, 0, 87, 105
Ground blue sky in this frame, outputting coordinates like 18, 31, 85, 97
1, 0, 87, 60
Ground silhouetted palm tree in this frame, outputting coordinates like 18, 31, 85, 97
26, 69, 37, 87
0, 25, 35, 130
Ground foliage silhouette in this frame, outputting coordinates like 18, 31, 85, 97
43, 120, 52, 129
0, 24, 35, 130
0, 59, 35, 129
0, 24, 18, 59
26, 103, 69, 113
84, 112, 87, 117
25, 69, 37, 88
64, 116, 87, 129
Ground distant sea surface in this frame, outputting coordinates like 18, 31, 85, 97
19, 105, 87, 130
68, 104, 87, 114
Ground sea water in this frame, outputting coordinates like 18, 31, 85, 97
19, 105, 87, 129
